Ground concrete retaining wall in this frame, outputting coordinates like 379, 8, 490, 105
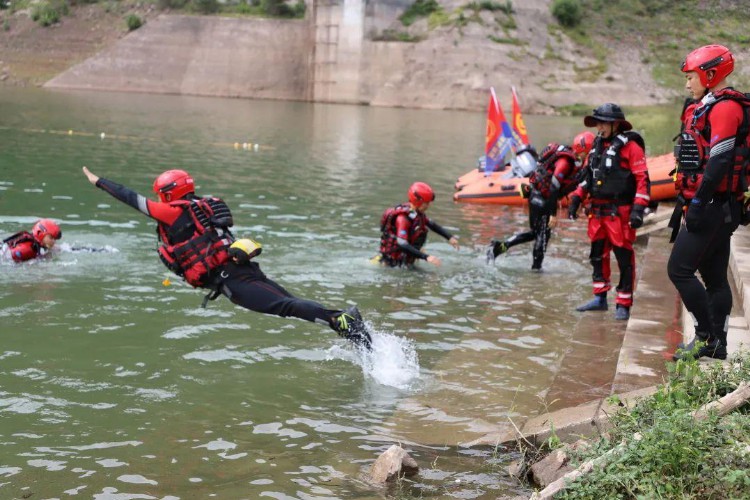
46, 15, 312, 101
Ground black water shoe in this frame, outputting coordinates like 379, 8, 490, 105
486, 240, 508, 263
333, 306, 372, 350
672, 337, 726, 361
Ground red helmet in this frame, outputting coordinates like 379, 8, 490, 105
572, 131, 595, 156
408, 182, 435, 208
681, 44, 734, 89
32, 219, 62, 244
153, 169, 195, 202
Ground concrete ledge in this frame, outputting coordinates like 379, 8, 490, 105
520, 400, 601, 446
730, 226, 750, 345
464, 226, 750, 452
611, 230, 674, 394
463, 384, 660, 450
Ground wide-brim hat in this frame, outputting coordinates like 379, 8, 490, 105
584, 102, 633, 131
583, 115, 633, 130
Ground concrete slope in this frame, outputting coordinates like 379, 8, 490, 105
45, 15, 311, 101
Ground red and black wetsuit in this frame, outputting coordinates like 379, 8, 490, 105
501, 146, 577, 269
95, 178, 342, 326
573, 132, 650, 308
3, 231, 40, 262
667, 89, 749, 345
379, 204, 454, 267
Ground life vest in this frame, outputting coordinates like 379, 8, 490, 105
2, 231, 40, 262
529, 144, 579, 197
587, 131, 646, 202
379, 204, 428, 266
673, 89, 750, 199
156, 197, 234, 287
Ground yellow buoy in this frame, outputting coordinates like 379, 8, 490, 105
162, 278, 171, 286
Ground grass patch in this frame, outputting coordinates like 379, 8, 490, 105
400, 0, 440, 27
427, 9, 451, 30
372, 29, 422, 42
555, 351, 750, 499
487, 34, 522, 45
560, 0, 750, 90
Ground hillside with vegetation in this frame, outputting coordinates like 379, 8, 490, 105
0, 0, 749, 114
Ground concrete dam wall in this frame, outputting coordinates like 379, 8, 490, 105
46, 15, 313, 101
45, 1, 413, 106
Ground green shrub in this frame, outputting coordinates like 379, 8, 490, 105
125, 13, 142, 30
550, 0, 581, 28
30, 0, 68, 26
399, 0, 440, 27
158, 0, 188, 9
427, 9, 450, 29
292, 0, 304, 17
191, 0, 218, 13
372, 29, 421, 42
260, 0, 295, 17
234, 0, 254, 14
467, 0, 512, 13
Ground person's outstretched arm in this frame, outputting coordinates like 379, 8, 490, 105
83, 167, 181, 225
426, 219, 460, 250
394, 214, 441, 266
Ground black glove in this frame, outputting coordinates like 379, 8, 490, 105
630, 204, 646, 229
685, 200, 706, 233
568, 195, 582, 220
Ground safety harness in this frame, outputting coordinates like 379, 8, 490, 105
529, 144, 579, 198
156, 197, 234, 293
2, 231, 40, 261
587, 131, 646, 202
669, 89, 750, 241
379, 204, 428, 266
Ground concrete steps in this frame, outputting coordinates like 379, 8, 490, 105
465, 224, 750, 449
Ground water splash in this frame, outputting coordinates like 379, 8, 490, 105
58, 243, 120, 254
330, 327, 420, 389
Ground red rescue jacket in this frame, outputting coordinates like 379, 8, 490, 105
674, 88, 750, 199
3, 231, 40, 262
379, 204, 429, 266
529, 144, 579, 198
157, 198, 233, 287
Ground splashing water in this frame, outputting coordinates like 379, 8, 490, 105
58, 242, 120, 254
329, 325, 420, 389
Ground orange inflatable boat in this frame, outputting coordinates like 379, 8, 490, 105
453, 152, 678, 206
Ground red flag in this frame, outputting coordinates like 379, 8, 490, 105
511, 86, 530, 146
485, 87, 514, 173
485, 87, 501, 157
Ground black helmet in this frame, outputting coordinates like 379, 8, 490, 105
583, 103, 632, 131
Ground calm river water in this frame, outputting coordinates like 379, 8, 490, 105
0, 87, 680, 499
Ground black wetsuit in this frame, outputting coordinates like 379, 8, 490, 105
215, 262, 339, 325
95, 177, 341, 328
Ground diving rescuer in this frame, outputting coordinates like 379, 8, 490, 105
81, 166, 371, 349
375, 182, 460, 267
